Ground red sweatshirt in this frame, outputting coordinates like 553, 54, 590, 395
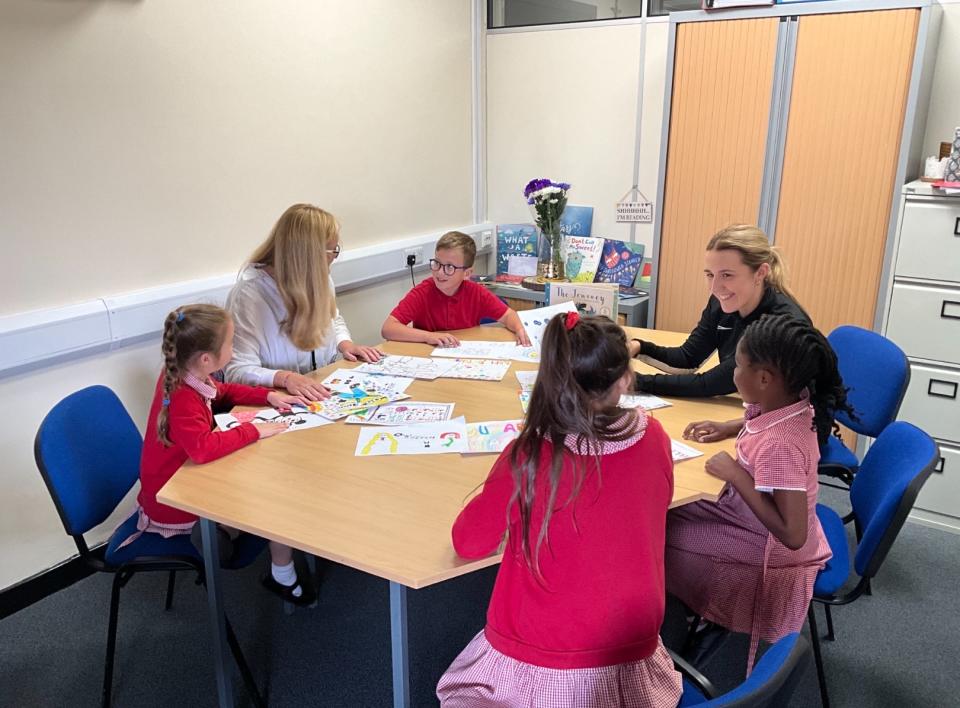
138, 374, 270, 524
452, 415, 674, 669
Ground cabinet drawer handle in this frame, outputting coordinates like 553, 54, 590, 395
942, 300, 960, 320
955, 216, 960, 236
927, 379, 959, 399
934, 456, 945, 474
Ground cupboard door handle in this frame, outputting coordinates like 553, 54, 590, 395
942, 300, 960, 320
927, 379, 959, 399
955, 217, 960, 236
934, 456, 945, 474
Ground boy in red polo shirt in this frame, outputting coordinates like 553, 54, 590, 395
381, 231, 531, 347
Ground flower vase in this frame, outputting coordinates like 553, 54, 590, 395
536, 226, 566, 281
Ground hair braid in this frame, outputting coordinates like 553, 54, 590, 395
157, 311, 181, 446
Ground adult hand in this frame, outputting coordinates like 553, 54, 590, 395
254, 421, 290, 439
266, 390, 309, 410
514, 328, 532, 348
683, 420, 733, 443
704, 452, 742, 483
339, 341, 384, 362
283, 372, 331, 401
426, 332, 460, 348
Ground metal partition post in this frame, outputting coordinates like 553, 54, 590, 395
390, 581, 410, 708
201, 518, 234, 708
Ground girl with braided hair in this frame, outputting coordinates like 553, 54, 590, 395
437, 313, 681, 708
124, 304, 317, 605
666, 314, 855, 672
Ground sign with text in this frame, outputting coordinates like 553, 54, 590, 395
616, 187, 653, 223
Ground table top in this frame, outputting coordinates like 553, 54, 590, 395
158, 326, 741, 589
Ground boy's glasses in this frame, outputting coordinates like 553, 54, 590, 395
429, 258, 468, 275
326, 244, 341, 259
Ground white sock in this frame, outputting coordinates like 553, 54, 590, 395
271, 562, 303, 598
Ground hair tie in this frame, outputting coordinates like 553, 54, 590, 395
564, 311, 580, 330
176, 311, 185, 323
162, 398, 171, 407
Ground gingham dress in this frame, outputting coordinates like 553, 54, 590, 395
664, 394, 831, 671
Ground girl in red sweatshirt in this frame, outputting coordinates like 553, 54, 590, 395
437, 313, 682, 708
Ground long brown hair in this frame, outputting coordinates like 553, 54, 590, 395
247, 203, 339, 351
706, 224, 798, 303
508, 315, 636, 577
157, 304, 231, 446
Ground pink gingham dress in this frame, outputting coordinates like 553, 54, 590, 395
664, 393, 831, 671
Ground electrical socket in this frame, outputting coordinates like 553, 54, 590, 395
478, 230, 493, 251
402, 247, 424, 267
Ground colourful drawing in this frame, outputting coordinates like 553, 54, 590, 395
214, 407, 334, 434
354, 355, 456, 380
430, 340, 521, 361
354, 417, 468, 456
519, 391, 531, 414
465, 420, 524, 454
360, 431, 399, 456
619, 394, 671, 411
518, 300, 578, 351
515, 370, 537, 392
321, 369, 413, 398
440, 358, 511, 382
345, 401, 455, 426
305, 388, 391, 421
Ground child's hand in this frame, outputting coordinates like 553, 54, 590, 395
515, 328, 532, 348
427, 333, 460, 348
254, 421, 289, 439
283, 372, 331, 401
704, 452, 742, 482
684, 420, 732, 443
339, 341, 384, 363
267, 390, 308, 411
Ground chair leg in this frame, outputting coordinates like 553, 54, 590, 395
305, 554, 320, 609
808, 605, 830, 708
164, 570, 176, 611
102, 572, 124, 708
824, 604, 835, 642
224, 616, 266, 708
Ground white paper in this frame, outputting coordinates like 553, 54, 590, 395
439, 358, 511, 381
354, 417, 468, 456
507, 254, 538, 277
354, 355, 457, 380
345, 401, 455, 426
515, 370, 538, 392
465, 420, 524, 454
671, 440, 704, 462
518, 300, 578, 351
519, 390, 531, 413
321, 369, 413, 398
215, 407, 334, 434
511, 347, 541, 363
430, 340, 520, 360
619, 394, 672, 411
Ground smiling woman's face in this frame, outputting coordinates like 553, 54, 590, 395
704, 248, 769, 316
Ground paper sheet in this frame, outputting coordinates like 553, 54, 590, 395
354, 417, 468, 456
464, 420, 524, 454
619, 394, 672, 411
321, 369, 413, 399
439, 358, 511, 381
214, 407, 334, 434
354, 355, 457, 380
345, 401, 455, 426
431, 340, 521, 360
518, 300, 578, 351
671, 439, 704, 462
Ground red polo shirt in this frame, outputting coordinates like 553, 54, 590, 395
390, 278, 508, 332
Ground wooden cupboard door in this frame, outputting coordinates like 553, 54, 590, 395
774, 9, 919, 335
656, 17, 780, 332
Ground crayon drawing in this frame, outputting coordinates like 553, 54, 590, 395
346, 401, 455, 426
214, 407, 333, 434
465, 420, 524, 454
671, 440, 703, 462
440, 358, 511, 382
430, 340, 520, 360
354, 355, 456, 380
354, 417, 468, 456
321, 369, 413, 398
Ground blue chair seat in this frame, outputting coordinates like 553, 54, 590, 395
679, 678, 708, 706
813, 504, 850, 597
818, 436, 859, 472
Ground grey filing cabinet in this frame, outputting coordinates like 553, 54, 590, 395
883, 181, 960, 531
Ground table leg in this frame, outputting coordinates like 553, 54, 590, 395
389, 581, 410, 708
201, 518, 234, 708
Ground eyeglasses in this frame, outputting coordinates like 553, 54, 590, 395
429, 258, 468, 276
326, 244, 341, 259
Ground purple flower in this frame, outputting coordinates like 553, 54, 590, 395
523, 178, 551, 198
555, 182, 571, 191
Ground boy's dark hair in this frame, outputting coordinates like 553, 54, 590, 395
508, 315, 636, 578
739, 314, 857, 445
435, 231, 477, 268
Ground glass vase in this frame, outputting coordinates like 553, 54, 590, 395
536, 226, 566, 281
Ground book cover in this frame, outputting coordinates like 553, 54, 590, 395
495, 224, 538, 283
546, 281, 620, 321
558, 205, 594, 237
595, 239, 645, 289
562, 235, 604, 283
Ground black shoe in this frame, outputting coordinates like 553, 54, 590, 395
686, 622, 730, 666
260, 572, 316, 607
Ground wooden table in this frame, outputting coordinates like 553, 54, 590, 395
158, 326, 741, 708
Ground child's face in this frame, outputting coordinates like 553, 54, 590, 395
704, 249, 769, 316
198, 319, 235, 375
732, 344, 767, 404
431, 247, 474, 297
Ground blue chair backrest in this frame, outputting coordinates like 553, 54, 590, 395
34, 385, 143, 537
827, 325, 909, 437
850, 421, 939, 578
704, 633, 809, 707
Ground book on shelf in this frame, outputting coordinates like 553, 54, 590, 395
558, 205, 594, 237
562, 235, 604, 283
546, 281, 620, 322
495, 224, 539, 283
595, 239, 645, 291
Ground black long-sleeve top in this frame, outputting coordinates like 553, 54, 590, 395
635, 287, 809, 398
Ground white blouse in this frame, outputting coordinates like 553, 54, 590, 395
223, 266, 352, 387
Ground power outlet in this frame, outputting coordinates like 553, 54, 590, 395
478, 230, 493, 251
402, 247, 424, 267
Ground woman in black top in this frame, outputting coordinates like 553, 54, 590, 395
630, 224, 809, 398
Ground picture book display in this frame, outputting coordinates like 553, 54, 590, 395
354, 417, 468, 457
518, 300, 577, 351
595, 239, 645, 290
215, 407, 333, 434
495, 224, 539, 283
465, 420, 524, 454
322, 369, 413, 399
671, 440, 704, 462
558, 205, 594, 237
619, 394, 671, 411
354, 355, 456, 380
562, 235, 604, 283
440, 358, 511, 381
345, 402, 455, 426
546, 281, 620, 321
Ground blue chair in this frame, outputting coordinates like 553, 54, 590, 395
819, 326, 910, 487
808, 421, 939, 708
34, 385, 266, 708
672, 633, 811, 707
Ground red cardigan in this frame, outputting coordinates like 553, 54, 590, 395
138, 374, 270, 524
453, 416, 674, 669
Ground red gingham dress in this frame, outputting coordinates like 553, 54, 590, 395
664, 394, 831, 671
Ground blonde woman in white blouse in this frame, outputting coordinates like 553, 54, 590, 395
224, 204, 382, 400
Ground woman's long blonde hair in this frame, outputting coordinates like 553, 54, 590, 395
706, 224, 798, 303
247, 203, 338, 351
